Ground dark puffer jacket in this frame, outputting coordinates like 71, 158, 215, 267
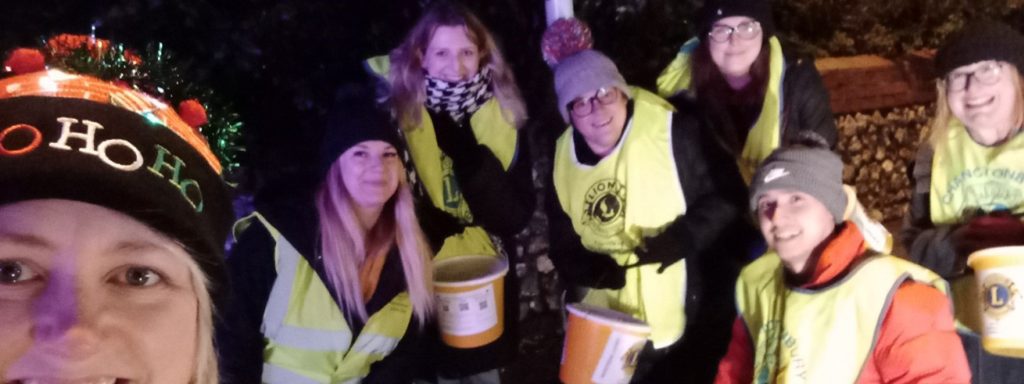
695, 53, 838, 157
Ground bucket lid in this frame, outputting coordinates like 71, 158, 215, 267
433, 255, 509, 288
967, 246, 1024, 269
567, 303, 651, 333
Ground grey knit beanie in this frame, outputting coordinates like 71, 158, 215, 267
749, 147, 847, 224
553, 49, 632, 123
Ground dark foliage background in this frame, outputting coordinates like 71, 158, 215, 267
0, 0, 703, 192
5, 0, 1018, 192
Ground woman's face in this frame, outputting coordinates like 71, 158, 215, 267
708, 16, 764, 81
568, 87, 629, 157
338, 140, 403, 211
946, 61, 1021, 145
0, 199, 199, 383
422, 25, 481, 82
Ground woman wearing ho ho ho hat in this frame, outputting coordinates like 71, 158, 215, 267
0, 38, 234, 383
902, 21, 1024, 383
656, 0, 837, 183
215, 96, 436, 383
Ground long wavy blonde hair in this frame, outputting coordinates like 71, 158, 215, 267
315, 159, 434, 325
930, 64, 1024, 147
387, 2, 526, 130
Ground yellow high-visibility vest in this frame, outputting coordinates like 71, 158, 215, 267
737, 252, 948, 384
929, 119, 1024, 332
552, 87, 687, 348
242, 213, 414, 384
365, 55, 519, 262
655, 37, 786, 183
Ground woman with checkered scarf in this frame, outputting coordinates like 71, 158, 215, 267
364, 2, 534, 382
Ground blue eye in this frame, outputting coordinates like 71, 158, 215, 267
0, 260, 40, 285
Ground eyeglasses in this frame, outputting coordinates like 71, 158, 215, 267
946, 61, 1004, 92
569, 87, 621, 117
707, 21, 762, 43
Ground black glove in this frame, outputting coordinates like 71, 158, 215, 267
428, 109, 482, 165
559, 247, 627, 290
632, 230, 690, 273
414, 199, 464, 252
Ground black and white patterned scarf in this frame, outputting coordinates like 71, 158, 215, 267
424, 67, 493, 122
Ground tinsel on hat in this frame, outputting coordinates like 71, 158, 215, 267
2, 33, 244, 175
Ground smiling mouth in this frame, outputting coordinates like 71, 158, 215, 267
966, 96, 996, 109
6, 378, 131, 384
773, 230, 800, 243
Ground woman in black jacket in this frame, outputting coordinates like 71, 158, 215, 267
216, 99, 435, 383
656, 0, 837, 183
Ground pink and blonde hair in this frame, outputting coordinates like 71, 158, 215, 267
315, 160, 434, 325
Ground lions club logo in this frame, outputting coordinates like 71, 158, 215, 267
981, 273, 1020, 319
582, 178, 626, 235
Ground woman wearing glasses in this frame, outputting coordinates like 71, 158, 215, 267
656, 0, 836, 182
902, 21, 1024, 383
546, 46, 747, 383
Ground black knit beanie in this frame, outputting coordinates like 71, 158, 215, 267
0, 71, 233, 302
935, 21, 1024, 78
696, 0, 776, 41
319, 97, 404, 179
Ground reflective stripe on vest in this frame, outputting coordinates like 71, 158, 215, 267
737, 253, 949, 384
363, 55, 518, 262
928, 119, 1024, 333
553, 87, 688, 348
241, 213, 413, 383
655, 37, 786, 184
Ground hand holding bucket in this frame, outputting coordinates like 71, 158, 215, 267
433, 255, 509, 348
561, 303, 651, 384
968, 246, 1024, 358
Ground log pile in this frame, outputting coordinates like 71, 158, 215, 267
835, 104, 934, 222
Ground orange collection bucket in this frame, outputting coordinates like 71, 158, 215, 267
967, 246, 1024, 358
560, 303, 651, 384
433, 255, 508, 348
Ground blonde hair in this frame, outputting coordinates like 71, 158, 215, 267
186, 258, 218, 384
315, 160, 434, 325
387, 2, 526, 130
930, 64, 1024, 147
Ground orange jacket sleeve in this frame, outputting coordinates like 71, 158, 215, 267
864, 281, 971, 383
715, 316, 754, 384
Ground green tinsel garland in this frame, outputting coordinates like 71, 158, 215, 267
27, 36, 245, 174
